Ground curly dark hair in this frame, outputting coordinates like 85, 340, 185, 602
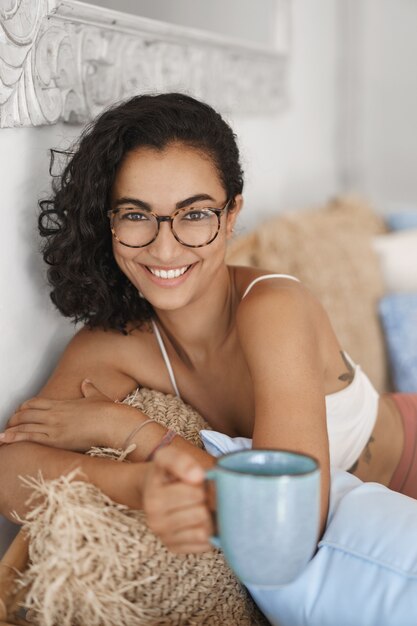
39, 93, 244, 332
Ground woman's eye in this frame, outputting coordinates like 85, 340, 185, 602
122, 211, 148, 221
183, 209, 211, 221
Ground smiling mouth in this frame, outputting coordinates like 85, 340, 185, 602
145, 264, 194, 279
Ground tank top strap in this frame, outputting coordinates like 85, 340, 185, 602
151, 319, 181, 398
241, 274, 300, 300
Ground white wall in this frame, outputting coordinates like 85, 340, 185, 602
0, 124, 80, 419
343, 0, 417, 211
231, 0, 339, 232
0, 0, 340, 554
0, 124, 80, 551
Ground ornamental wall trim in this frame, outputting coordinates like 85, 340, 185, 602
0, 0, 289, 128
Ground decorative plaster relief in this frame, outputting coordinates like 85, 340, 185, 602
0, 0, 289, 128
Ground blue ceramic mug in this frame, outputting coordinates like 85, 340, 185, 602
206, 449, 321, 587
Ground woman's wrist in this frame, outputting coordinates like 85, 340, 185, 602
100, 402, 169, 461
99, 403, 151, 449
83, 454, 148, 510
122, 420, 168, 462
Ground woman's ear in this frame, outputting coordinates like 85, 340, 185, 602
226, 195, 243, 239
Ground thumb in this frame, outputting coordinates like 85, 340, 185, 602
153, 446, 206, 485
81, 379, 110, 400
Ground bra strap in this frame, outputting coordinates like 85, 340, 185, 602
151, 320, 181, 398
242, 274, 300, 299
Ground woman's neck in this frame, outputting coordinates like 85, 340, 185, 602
153, 265, 238, 367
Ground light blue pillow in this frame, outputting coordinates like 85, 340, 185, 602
386, 210, 417, 231
379, 293, 417, 392
201, 430, 417, 626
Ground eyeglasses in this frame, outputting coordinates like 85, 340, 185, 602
107, 199, 231, 248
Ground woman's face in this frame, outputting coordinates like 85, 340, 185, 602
110, 143, 242, 312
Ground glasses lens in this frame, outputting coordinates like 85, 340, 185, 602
173, 208, 219, 246
111, 209, 158, 247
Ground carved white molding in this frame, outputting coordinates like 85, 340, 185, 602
0, 0, 289, 128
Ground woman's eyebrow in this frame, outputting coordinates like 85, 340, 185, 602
113, 194, 216, 211
113, 197, 151, 211
176, 194, 216, 209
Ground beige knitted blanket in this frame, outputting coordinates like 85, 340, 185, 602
6, 388, 268, 626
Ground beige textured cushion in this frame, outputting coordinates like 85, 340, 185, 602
227, 196, 389, 392
15, 388, 268, 626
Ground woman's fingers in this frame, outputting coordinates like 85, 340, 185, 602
152, 446, 206, 484
18, 397, 53, 411
169, 525, 211, 546
0, 427, 49, 444
143, 447, 214, 553
7, 409, 51, 428
146, 481, 207, 522
150, 502, 213, 536
164, 528, 212, 554
81, 379, 113, 400
154, 510, 213, 553
165, 504, 213, 534
168, 543, 212, 555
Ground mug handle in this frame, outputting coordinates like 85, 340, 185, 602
205, 468, 221, 549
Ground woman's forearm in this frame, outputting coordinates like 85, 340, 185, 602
104, 403, 215, 469
121, 418, 216, 468
0, 442, 146, 520
0, 434, 214, 521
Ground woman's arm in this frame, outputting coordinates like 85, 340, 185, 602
145, 283, 331, 552
0, 327, 215, 520
2, 326, 180, 458
0, 441, 147, 520
1, 327, 144, 449
0, 432, 214, 521
1, 328, 214, 463
236, 281, 330, 535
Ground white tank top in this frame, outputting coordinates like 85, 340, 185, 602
151, 273, 379, 470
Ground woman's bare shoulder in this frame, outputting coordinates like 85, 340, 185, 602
229, 265, 303, 300
39, 322, 154, 400
233, 267, 331, 355
233, 267, 341, 378
64, 325, 152, 363
67, 321, 153, 354
235, 272, 315, 328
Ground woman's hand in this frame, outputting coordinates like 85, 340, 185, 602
144, 446, 215, 554
0, 381, 134, 452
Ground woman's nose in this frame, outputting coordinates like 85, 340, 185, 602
148, 221, 183, 260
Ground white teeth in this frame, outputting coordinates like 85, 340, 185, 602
148, 265, 190, 279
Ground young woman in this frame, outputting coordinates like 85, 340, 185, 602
0, 93, 412, 555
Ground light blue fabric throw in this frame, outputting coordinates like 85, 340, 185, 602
379, 293, 417, 392
201, 430, 417, 626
